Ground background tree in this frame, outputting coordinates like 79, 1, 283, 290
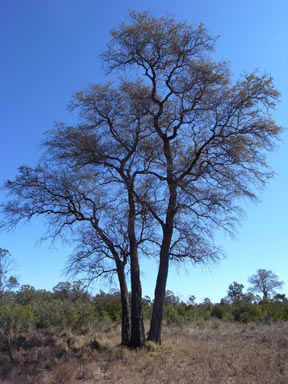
226, 282, 245, 304
0, 248, 19, 301
103, 11, 281, 343
248, 269, 284, 300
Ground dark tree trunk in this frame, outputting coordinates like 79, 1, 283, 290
147, 225, 173, 344
117, 262, 130, 346
148, 161, 176, 344
129, 248, 145, 348
127, 188, 145, 348
93, 223, 131, 346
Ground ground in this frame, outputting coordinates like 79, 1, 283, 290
1, 321, 288, 383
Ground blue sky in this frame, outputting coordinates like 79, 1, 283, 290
0, 0, 287, 303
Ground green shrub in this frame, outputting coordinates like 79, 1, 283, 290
211, 304, 227, 320
232, 302, 261, 323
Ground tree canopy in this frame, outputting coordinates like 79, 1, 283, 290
102, 11, 281, 343
248, 269, 284, 300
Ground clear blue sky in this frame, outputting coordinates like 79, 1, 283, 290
0, 0, 287, 303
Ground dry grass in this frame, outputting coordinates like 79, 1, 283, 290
1, 321, 288, 383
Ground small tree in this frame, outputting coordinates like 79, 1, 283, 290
248, 269, 284, 300
1, 166, 133, 345
0, 248, 19, 301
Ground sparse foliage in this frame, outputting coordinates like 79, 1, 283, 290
103, 11, 281, 343
1, 165, 133, 345
0, 10, 282, 347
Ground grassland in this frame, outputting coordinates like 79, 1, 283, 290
1, 321, 288, 384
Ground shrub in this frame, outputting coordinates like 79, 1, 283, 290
232, 302, 261, 323
165, 307, 182, 326
211, 304, 227, 320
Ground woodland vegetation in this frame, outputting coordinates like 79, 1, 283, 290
1, 248, 287, 383
1, 275, 288, 383
1, 279, 288, 341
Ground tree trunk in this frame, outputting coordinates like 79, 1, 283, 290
127, 188, 145, 348
117, 262, 130, 346
93, 223, 131, 346
148, 165, 176, 344
129, 249, 145, 348
147, 226, 172, 344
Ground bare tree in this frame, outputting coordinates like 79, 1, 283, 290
0, 248, 18, 301
103, 11, 281, 343
1, 11, 281, 348
248, 269, 284, 300
1, 81, 157, 348
1, 165, 135, 345
42, 80, 162, 348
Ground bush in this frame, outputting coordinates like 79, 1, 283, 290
232, 302, 261, 323
211, 304, 227, 320
0, 304, 35, 334
165, 307, 182, 326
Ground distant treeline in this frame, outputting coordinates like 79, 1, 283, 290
1, 280, 288, 339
